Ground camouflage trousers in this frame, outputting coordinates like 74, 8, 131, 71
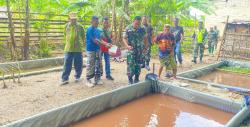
143, 44, 152, 66
127, 49, 143, 77
208, 41, 215, 54
86, 51, 102, 81
193, 43, 205, 60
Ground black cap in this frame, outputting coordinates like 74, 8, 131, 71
134, 16, 141, 21
103, 16, 109, 21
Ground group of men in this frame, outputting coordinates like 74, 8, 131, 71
60, 12, 219, 87
61, 13, 114, 87
192, 21, 219, 64
123, 16, 184, 82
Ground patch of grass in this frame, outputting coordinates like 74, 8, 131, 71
218, 65, 250, 74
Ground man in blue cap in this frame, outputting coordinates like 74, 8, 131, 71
85, 16, 111, 87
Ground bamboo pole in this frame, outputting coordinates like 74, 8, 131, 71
216, 16, 229, 61
6, 0, 17, 60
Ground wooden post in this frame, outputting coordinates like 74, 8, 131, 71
216, 16, 229, 61
6, 0, 17, 60
23, 0, 30, 60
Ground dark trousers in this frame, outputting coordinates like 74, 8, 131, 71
174, 41, 183, 64
101, 52, 111, 77
62, 52, 83, 81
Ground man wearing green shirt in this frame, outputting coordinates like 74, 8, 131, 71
61, 12, 85, 85
192, 21, 208, 64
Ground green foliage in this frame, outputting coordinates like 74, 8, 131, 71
38, 39, 51, 57
219, 66, 250, 74
151, 44, 159, 57
181, 41, 193, 53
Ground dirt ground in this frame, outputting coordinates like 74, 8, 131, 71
0, 51, 245, 126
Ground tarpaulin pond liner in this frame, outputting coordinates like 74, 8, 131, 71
177, 60, 250, 79
177, 60, 250, 126
0, 57, 87, 80
2, 79, 249, 127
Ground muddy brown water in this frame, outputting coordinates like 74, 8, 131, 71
197, 70, 250, 89
70, 94, 233, 127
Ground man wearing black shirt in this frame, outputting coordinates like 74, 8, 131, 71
170, 18, 184, 67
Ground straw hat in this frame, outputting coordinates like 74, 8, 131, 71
164, 24, 171, 28
69, 12, 77, 19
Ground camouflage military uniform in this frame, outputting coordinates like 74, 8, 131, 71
214, 29, 219, 49
208, 30, 217, 54
123, 24, 146, 83
192, 29, 208, 62
142, 24, 153, 66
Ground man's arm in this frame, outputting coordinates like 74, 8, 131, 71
80, 25, 85, 44
123, 30, 133, 50
91, 29, 110, 48
180, 27, 184, 42
63, 24, 68, 45
203, 29, 208, 45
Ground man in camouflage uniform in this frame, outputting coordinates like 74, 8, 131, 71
192, 21, 208, 64
123, 16, 148, 84
141, 16, 153, 71
214, 26, 219, 50
208, 27, 217, 56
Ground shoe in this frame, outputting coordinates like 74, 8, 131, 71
140, 64, 145, 68
96, 80, 103, 85
75, 78, 81, 83
134, 79, 139, 84
192, 59, 197, 64
128, 77, 133, 84
60, 80, 69, 85
165, 72, 173, 78
106, 75, 114, 80
86, 79, 95, 88
145, 65, 150, 71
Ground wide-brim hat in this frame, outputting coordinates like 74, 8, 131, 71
164, 24, 171, 28
69, 12, 77, 19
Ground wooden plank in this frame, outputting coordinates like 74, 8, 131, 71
0, 31, 63, 34
226, 32, 250, 36
0, 26, 64, 29
0, 35, 63, 38
0, 11, 68, 16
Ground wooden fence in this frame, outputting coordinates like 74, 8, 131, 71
220, 32, 250, 60
0, 11, 80, 47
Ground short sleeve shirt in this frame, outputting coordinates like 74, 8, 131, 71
86, 26, 101, 51
123, 24, 146, 49
155, 33, 175, 58
170, 26, 183, 42
142, 24, 153, 44
100, 28, 112, 53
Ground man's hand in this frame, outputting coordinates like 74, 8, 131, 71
105, 43, 112, 48
94, 39, 101, 45
126, 45, 133, 50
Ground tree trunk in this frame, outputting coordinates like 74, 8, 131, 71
124, 0, 129, 26
18, 0, 24, 58
23, 0, 30, 60
6, 0, 17, 60
111, 0, 117, 44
